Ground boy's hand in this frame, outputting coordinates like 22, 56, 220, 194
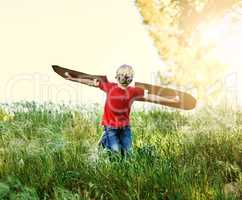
145, 93, 180, 104
172, 95, 180, 103
93, 79, 99, 87
76, 78, 99, 87
64, 73, 99, 87
64, 72, 73, 80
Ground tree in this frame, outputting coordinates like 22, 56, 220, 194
135, 0, 241, 100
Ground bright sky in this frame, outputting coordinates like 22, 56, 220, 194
0, 0, 164, 105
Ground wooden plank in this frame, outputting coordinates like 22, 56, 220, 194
52, 65, 108, 83
135, 82, 196, 110
52, 65, 196, 110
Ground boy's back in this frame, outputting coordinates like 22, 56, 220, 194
99, 81, 144, 128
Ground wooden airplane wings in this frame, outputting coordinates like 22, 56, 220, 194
52, 65, 196, 110
52, 65, 108, 83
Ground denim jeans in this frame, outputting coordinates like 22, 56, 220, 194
99, 125, 132, 152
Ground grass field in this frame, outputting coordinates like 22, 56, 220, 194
0, 102, 241, 200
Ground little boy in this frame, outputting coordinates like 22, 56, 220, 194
66, 64, 178, 155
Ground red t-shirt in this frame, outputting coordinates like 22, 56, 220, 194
99, 81, 144, 128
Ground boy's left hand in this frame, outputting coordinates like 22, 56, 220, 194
172, 95, 180, 103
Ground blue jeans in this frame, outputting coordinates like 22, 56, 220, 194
99, 126, 132, 152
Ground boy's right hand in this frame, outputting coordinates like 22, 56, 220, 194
93, 79, 100, 87
64, 72, 72, 80
64, 73, 99, 87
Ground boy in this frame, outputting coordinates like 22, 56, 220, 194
65, 64, 178, 155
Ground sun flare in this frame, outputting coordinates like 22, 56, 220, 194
196, 10, 242, 105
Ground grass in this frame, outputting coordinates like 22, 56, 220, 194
0, 101, 241, 200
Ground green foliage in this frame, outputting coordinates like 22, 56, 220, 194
0, 177, 38, 200
0, 102, 241, 199
0, 182, 9, 199
0, 108, 14, 122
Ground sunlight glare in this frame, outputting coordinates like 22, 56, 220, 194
198, 14, 242, 105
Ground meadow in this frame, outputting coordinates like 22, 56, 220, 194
0, 102, 241, 200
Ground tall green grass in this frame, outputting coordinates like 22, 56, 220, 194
0, 102, 241, 199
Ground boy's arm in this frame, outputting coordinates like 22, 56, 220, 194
143, 90, 180, 103
65, 72, 99, 87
